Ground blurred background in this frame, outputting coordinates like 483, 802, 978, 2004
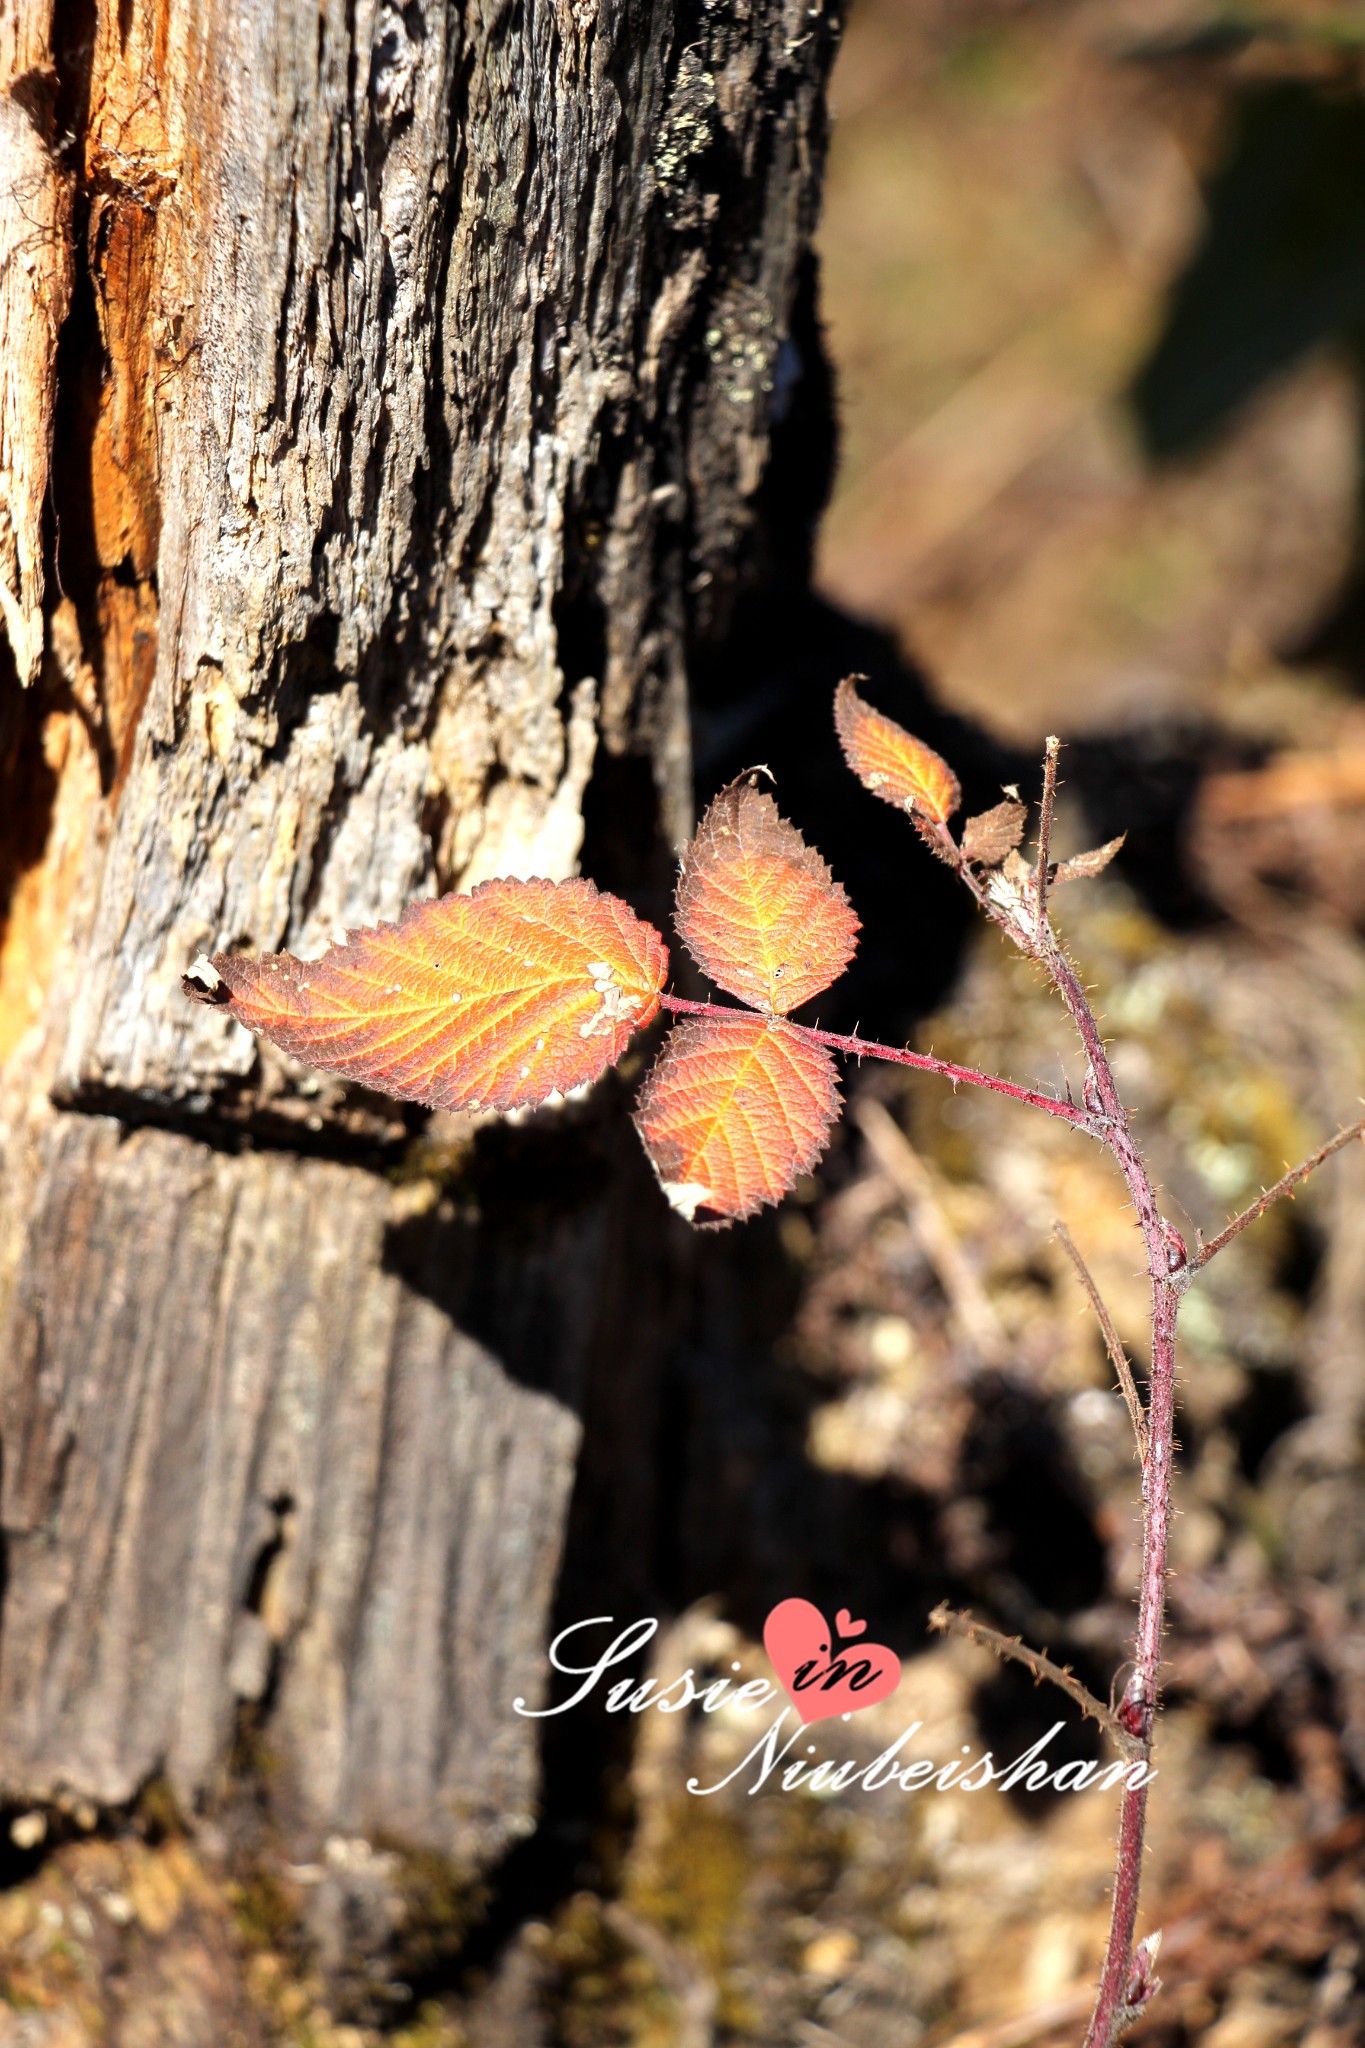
681, 3, 1365, 2042
8, 5, 1365, 2045
820, 0, 1365, 754
551, 5, 1365, 2043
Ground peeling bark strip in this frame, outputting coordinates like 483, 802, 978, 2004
0, 0, 73, 687
0, 0, 841, 1870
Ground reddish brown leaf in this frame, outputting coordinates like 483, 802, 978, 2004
633, 1013, 841, 1227
182, 878, 668, 1113
835, 676, 961, 825
675, 779, 859, 1015
1051, 834, 1126, 885
962, 799, 1027, 867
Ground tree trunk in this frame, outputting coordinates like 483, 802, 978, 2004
0, 0, 841, 1975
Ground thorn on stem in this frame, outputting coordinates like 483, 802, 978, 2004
1191, 1113, 1365, 1269
929, 1602, 1140, 1756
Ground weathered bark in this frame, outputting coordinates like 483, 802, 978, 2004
0, 2, 72, 689
0, 0, 842, 1894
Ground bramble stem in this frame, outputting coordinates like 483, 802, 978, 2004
1032, 910, 1178, 2047
670, 747, 1360, 2043
1013, 796, 1360, 2041
1035, 735, 1061, 931
1190, 1114, 1365, 1268
928, 1602, 1138, 1757
657, 993, 1094, 1128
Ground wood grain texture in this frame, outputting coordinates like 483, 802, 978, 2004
42, 0, 839, 1112
0, 1111, 588, 1861
0, 0, 841, 1889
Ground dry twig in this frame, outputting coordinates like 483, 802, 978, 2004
1053, 1219, 1148, 1460
929, 1602, 1140, 1759
856, 1097, 1008, 1366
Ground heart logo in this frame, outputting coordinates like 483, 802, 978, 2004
763, 1598, 902, 1725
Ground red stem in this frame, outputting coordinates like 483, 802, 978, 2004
704, 775, 1346, 2043
1191, 1113, 1365, 1268
1020, 935, 1347, 2041
664, 934, 1178, 2037
1082, 1286, 1176, 2044
1040, 943, 1179, 2046
658, 993, 1094, 1129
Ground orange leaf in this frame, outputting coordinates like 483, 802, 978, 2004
634, 1013, 841, 1226
675, 779, 859, 1014
834, 676, 961, 825
182, 878, 668, 1114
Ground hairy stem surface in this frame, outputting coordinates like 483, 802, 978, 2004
1037, 932, 1179, 2044
658, 993, 1093, 1128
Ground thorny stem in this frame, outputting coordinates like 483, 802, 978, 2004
1035, 941, 1357, 2042
928, 1602, 1138, 1757
1028, 882, 1180, 2048
1190, 1113, 1365, 1268
669, 757, 1357, 2042
933, 770, 1350, 2042
658, 994, 1095, 1129
1034, 735, 1061, 931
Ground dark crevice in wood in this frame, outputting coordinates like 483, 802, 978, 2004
45, 0, 163, 797
0, 668, 67, 964
262, 612, 345, 757
52, 0, 96, 162
242, 1494, 297, 1617
47, 7, 102, 642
